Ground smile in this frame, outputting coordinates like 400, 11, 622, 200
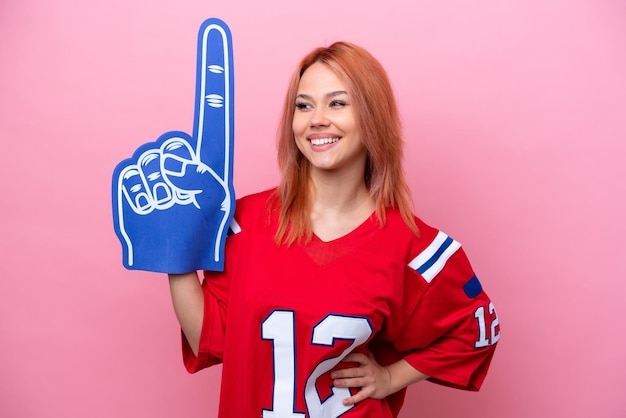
310, 137, 340, 146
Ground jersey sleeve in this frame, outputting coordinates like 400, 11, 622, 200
395, 230, 501, 391
182, 219, 242, 373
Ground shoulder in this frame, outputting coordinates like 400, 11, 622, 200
382, 208, 443, 252
398, 214, 479, 296
228, 187, 278, 235
235, 188, 276, 212
236, 187, 276, 207
384, 208, 465, 275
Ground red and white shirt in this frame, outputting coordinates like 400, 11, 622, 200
183, 189, 500, 417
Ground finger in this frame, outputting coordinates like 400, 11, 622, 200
119, 164, 152, 214
341, 352, 369, 365
331, 367, 365, 380
115, 164, 146, 268
342, 388, 373, 406
137, 149, 173, 210
192, 18, 234, 180
333, 376, 371, 389
160, 137, 196, 179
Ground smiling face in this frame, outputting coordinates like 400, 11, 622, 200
292, 62, 367, 178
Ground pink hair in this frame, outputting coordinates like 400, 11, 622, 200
273, 41, 418, 245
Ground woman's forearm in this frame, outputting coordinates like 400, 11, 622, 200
168, 272, 204, 355
386, 359, 429, 394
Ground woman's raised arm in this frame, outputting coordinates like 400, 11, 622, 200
168, 272, 204, 356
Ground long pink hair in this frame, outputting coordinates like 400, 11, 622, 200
273, 41, 418, 245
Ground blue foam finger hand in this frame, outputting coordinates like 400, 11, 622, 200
112, 18, 235, 273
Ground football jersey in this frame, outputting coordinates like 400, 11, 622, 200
182, 189, 500, 418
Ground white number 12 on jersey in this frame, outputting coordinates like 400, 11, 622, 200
261, 310, 373, 418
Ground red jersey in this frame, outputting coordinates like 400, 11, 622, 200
182, 189, 500, 417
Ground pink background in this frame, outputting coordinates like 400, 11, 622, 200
1, 0, 625, 417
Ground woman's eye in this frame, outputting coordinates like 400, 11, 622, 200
330, 100, 346, 108
295, 102, 311, 110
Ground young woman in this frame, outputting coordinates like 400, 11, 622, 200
168, 42, 500, 417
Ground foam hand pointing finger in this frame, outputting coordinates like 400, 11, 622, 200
112, 18, 235, 274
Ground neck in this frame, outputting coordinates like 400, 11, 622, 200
309, 167, 370, 212
308, 167, 376, 242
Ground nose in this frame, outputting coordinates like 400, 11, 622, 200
310, 107, 330, 127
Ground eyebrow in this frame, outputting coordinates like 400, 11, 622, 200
296, 90, 349, 100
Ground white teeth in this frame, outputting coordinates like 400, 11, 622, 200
310, 137, 340, 146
